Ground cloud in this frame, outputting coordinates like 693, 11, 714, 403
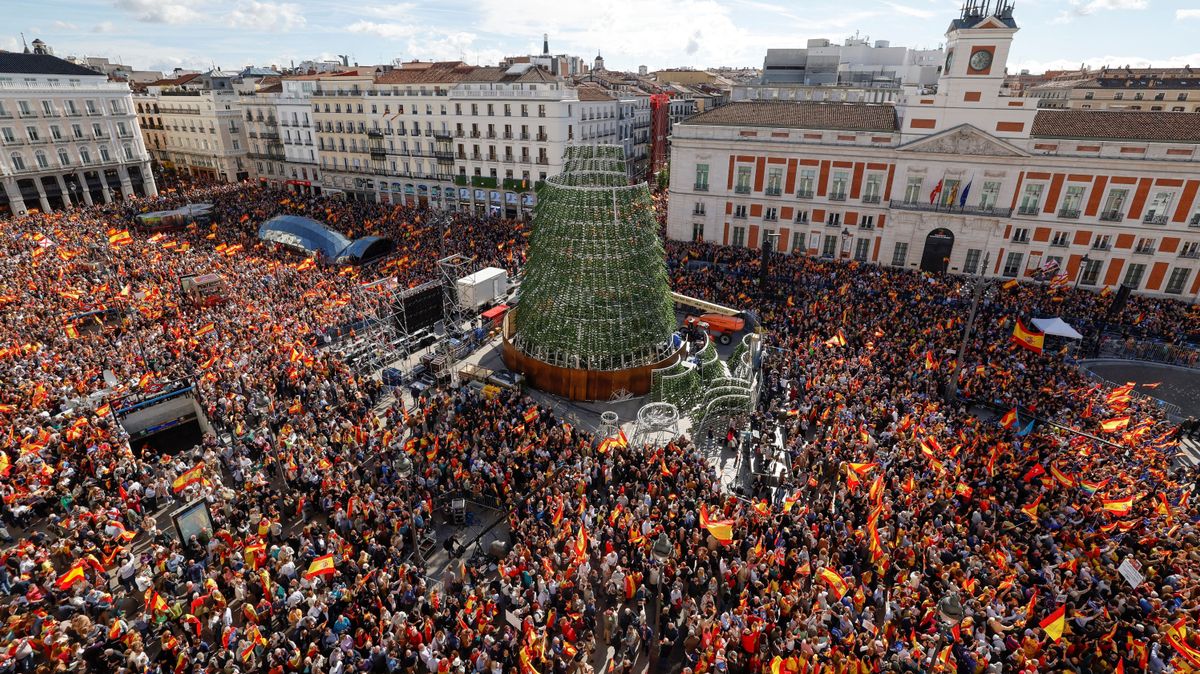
346, 20, 419, 40
227, 0, 307, 31
1054, 0, 1147, 22
1178, 9, 1200, 20
881, 1, 937, 19
685, 31, 701, 56
51, 21, 79, 30
358, 3, 417, 19
112, 0, 201, 24
93, 21, 117, 33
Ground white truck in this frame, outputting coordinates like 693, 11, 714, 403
456, 267, 508, 311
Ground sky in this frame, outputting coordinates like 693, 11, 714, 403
3, 0, 1199, 77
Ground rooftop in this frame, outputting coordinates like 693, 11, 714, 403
0, 52, 102, 77
679, 100, 898, 132
1030, 109, 1200, 143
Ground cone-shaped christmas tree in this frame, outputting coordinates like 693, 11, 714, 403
513, 145, 676, 372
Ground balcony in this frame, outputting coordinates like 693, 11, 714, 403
1143, 214, 1168, 225
470, 131, 481, 139
763, 214, 778, 222
1058, 208, 1080, 219
765, 187, 782, 196
858, 222, 875, 230
734, 185, 751, 194
732, 211, 747, 219
433, 131, 452, 141
1092, 243, 1113, 251
692, 208, 705, 216
828, 191, 847, 201
797, 190, 814, 199
1099, 210, 1124, 222
520, 132, 531, 140
1180, 250, 1200, 259
888, 200, 1014, 218
1017, 205, 1040, 216
502, 132, 513, 140
486, 132, 497, 140
434, 151, 454, 162
486, 154, 499, 162
536, 157, 549, 165
519, 155, 531, 164
694, 183, 708, 191
1134, 247, 1156, 255
536, 133, 548, 141
1011, 236, 1030, 244
862, 194, 881, 204
1049, 240, 1070, 248
1191, 214, 1200, 227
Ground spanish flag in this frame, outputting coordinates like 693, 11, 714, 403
1167, 619, 1200, 668
699, 504, 734, 546
304, 554, 336, 580
1039, 605, 1067, 643
55, 562, 87, 590
1100, 416, 1131, 433
824, 331, 847, 347
1002, 279, 1019, 290
551, 499, 564, 527
1011, 320, 1045, 354
145, 589, 169, 614
107, 230, 134, 247
172, 462, 205, 493
194, 322, 215, 337
1021, 494, 1042, 522
64, 324, 80, 340
572, 525, 589, 559
817, 567, 849, 600
999, 408, 1018, 430
1101, 496, 1134, 516
924, 351, 937, 370
523, 407, 538, 424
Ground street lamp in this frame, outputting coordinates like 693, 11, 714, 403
648, 533, 672, 673
1074, 254, 1092, 290
395, 454, 423, 561
945, 252, 989, 404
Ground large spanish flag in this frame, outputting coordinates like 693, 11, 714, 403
699, 504, 734, 546
1101, 496, 1134, 516
1011, 320, 1045, 354
1100, 416, 1131, 433
999, 408, 1018, 430
304, 554, 336, 580
817, 567, 849, 600
172, 462, 205, 493
573, 525, 589, 559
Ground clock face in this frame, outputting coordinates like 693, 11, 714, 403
969, 49, 993, 72
944, 49, 953, 73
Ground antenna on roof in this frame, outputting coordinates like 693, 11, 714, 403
20, 33, 29, 54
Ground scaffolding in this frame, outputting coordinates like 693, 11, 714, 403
336, 275, 412, 379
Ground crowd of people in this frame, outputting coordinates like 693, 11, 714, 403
1, 179, 1199, 674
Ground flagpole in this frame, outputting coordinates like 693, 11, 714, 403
945, 251, 989, 403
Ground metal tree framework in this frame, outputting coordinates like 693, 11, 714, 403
512, 145, 676, 371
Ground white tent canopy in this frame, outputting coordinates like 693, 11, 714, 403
1032, 317, 1083, 340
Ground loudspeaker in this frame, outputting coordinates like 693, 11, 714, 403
1109, 284, 1132, 317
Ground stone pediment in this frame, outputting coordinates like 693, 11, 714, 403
900, 124, 1029, 157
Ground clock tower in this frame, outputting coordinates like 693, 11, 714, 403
898, 1, 1036, 141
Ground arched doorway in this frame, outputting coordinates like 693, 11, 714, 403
920, 228, 955, 273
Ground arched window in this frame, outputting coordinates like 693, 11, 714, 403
58, 148, 70, 166
34, 150, 48, 169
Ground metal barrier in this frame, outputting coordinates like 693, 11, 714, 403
1098, 335, 1200, 370
1081, 369, 1184, 420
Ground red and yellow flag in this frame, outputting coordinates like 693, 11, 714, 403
1101, 496, 1134, 516
304, 554, 336, 580
817, 567, 849, 600
572, 525, 589, 559
1100, 416, 1131, 433
1011, 320, 1045, 354
999, 408, 1017, 430
1039, 605, 1066, 643
55, 562, 87, 590
699, 504, 734, 546
172, 462, 205, 493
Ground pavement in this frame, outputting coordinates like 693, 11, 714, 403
1082, 360, 1200, 418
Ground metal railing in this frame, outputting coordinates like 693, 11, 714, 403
889, 200, 1013, 218
1058, 208, 1080, 219
1100, 210, 1124, 222
1098, 335, 1200, 371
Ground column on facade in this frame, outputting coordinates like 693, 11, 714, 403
55, 174, 72, 208
2, 177, 27, 215
75, 171, 94, 206
33, 178, 51, 213
142, 162, 159, 197
118, 165, 134, 199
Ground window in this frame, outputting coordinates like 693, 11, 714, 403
829, 171, 848, 200
0, 128, 13, 143
694, 164, 708, 190
692, 223, 705, 242
731, 226, 746, 247
733, 204, 747, 218
903, 177, 922, 204
1018, 184, 1043, 214
1093, 234, 1112, 250
825, 212, 841, 226
891, 242, 908, 266
859, 215, 874, 229
1182, 241, 1200, 258
1059, 185, 1084, 217
1002, 252, 1023, 277
1165, 268, 1191, 294
1011, 227, 1030, 243
9, 152, 24, 170
1123, 263, 1146, 289
57, 148, 69, 166
735, 166, 752, 193
1134, 237, 1156, 254
963, 249, 982, 274
794, 209, 809, 224
766, 168, 783, 195
764, 207, 778, 221
1080, 259, 1102, 286
822, 235, 838, 258
1144, 191, 1173, 224
1051, 231, 1070, 247
854, 238, 870, 261
797, 169, 815, 198
863, 174, 882, 202
693, 201, 705, 215
1101, 189, 1128, 220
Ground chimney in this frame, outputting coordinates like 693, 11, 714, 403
543, 33, 549, 56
